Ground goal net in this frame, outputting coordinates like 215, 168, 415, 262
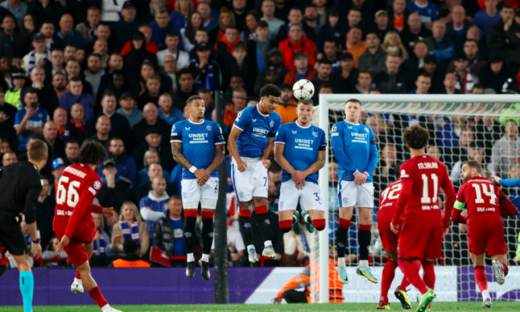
310, 94, 520, 304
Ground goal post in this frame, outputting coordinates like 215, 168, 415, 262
312, 94, 520, 304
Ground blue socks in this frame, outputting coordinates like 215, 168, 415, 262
19, 271, 34, 312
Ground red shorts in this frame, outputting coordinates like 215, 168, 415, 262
467, 220, 507, 256
398, 224, 443, 260
55, 224, 96, 267
378, 222, 400, 252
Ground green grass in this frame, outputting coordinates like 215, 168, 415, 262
1, 302, 519, 312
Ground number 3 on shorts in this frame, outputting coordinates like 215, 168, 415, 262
314, 192, 320, 202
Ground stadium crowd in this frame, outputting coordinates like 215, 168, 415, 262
1, 0, 520, 269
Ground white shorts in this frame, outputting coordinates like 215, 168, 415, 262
338, 181, 374, 208
231, 157, 268, 202
279, 180, 323, 212
181, 177, 219, 209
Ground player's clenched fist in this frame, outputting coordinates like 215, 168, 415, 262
237, 160, 248, 172
56, 235, 70, 254
262, 158, 271, 169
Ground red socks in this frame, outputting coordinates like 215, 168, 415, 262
279, 219, 293, 233
474, 266, 488, 293
75, 270, 80, 279
380, 260, 397, 304
201, 211, 215, 219
184, 209, 198, 218
239, 209, 251, 217
422, 260, 435, 290
359, 224, 371, 231
311, 218, 326, 231
400, 260, 420, 290
399, 258, 429, 294
254, 205, 268, 214
502, 263, 509, 276
339, 218, 351, 229
88, 286, 108, 308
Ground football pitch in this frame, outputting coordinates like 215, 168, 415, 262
1, 302, 520, 312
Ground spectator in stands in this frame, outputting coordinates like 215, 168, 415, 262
425, 20, 454, 64
389, 0, 408, 33
198, 88, 214, 120
475, 113, 502, 162
111, 1, 139, 51
45, 48, 66, 85
284, 52, 317, 86
1, 151, 18, 168
39, 21, 61, 52
171, 69, 197, 111
109, 240, 150, 268
152, 195, 186, 259
150, 8, 176, 51
132, 103, 171, 149
90, 212, 115, 266
85, 115, 111, 146
373, 53, 412, 93
0, 85, 17, 126
111, 201, 149, 258
279, 24, 317, 71
99, 137, 137, 188
53, 107, 83, 143
451, 143, 486, 185
123, 30, 159, 81
97, 158, 133, 213
276, 7, 316, 45
84, 54, 109, 102
274, 84, 297, 124
401, 13, 432, 55
63, 45, 76, 63
157, 31, 189, 68
319, 39, 340, 74
479, 56, 518, 93
261, 0, 284, 42
70, 103, 87, 138
170, 0, 193, 34
452, 53, 479, 94
371, 10, 393, 41
59, 77, 95, 123
316, 10, 345, 52
358, 31, 387, 73
140, 176, 170, 238
450, 126, 474, 164
135, 163, 177, 204
0, 15, 25, 61
157, 93, 184, 126
180, 11, 206, 52
198, 2, 218, 32
472, 0, 501, 38
39, 121, 64, 178
22, 33, 48, 73
231, 42, 257, 94
381, 30, 408, 61
14, 88, 50, 151
446, 39, 487, 77
137, 150, 171, 184
5, 69, 28, 111
56, 14, 85, 47
254, 64, 282, 97
331, 52, 357, 94
223, 88, 247, 128
345, 27, 366, 68
52, 73, 68, 100
439, 72, 461, 94
63, 139, 80, 166
486, 5, 520, 67
409, 72, 432, 94
133, 127, 175, 173
138, 74, 162, 108
29, 67, 59, 114
354, 70, 375, 94
310, 60, 332, 102
446, 5, 472, 49
189, 42, 222, 93
115, 92, 143, 128
407, 0, 438, 29
492, 119, 520, 177
401, 40, 429, 78
75, 6, 100, 43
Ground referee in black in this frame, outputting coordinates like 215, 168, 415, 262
0, 139, 48, 312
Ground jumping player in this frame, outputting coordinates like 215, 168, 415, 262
452, 160, 518, 308
228, 84, 282, 262
330, 99, 379, 284
171, 95, 225, 280
376, 175, 412, 310
274, 99, 327, 234
391, 125, 456, 312
54, 141, 121, 312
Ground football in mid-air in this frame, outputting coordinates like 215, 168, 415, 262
292, 79, 315, 101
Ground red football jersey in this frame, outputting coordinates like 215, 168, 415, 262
377, 180, 402, 224
456, 176, 506, 225
392, 155, 456, 228
53, 163, 104, 238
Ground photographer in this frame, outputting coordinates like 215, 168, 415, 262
0, 139, 47, 311
14, 88, 50, 152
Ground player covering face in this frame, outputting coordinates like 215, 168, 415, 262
330, 99, 379, 284
274, 100, 327, 235
452, 161, 518, 308
171, 95, 225, 280
228, 84, 282, 263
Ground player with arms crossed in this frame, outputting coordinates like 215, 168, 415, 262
274, 99, 327, 235
452, 160, 518, 308
54, 141, 120, 312
171, 95, 225, 280
330, 98, 379, 284
391, 125, 456, 312
228, 84, 282, 262
376, 172, 412, 310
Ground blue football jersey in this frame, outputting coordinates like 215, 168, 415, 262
330, 121, 379, 183
14, 107, 50, 151
233, 104, 281, 158
170, 119, 225, 179
275, 122, 326, 184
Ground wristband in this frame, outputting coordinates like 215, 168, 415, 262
189, 166, 197, 173
32, 238, 40, 244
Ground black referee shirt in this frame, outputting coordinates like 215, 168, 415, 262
0, 161, 43, 224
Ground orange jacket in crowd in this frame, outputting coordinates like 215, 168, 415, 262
276, 259, 343, 303
279, 36, 317, 71
275, 101, 298, 124
283, 68, 317, 86
111, 258, 151, 268
346, 41, 367, 68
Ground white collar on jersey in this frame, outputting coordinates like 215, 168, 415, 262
295, 120, 311, 129
148, 190, 169, 202
344, 120, 361, 126
187, 118, 205, 125
256, 104, 269, 117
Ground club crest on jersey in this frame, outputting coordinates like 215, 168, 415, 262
270, 120, 275, 128
171, 125, 176, 132
400, 170, 409, 178
206, 125, 212, 131
365, 128, 369, 133
94, 181, 101, 190
312, 131, 318, 138
331, 125, 337, 132
236, 111, 243, 121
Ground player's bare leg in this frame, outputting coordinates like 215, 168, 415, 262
12, 253, 35, 312
378, 249, 411, 310
470, 252, 492, 307
238, 201, 258, 263
72, 242, 94, 294
491, 254, 508, 285
183, 208, 198, 277
253, 197, 276, 259
77, 260, 122, 312
200, 208, 215, 280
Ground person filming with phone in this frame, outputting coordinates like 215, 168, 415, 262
14, 88, 50, 152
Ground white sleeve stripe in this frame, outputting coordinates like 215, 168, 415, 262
233, 124, 244, 131
170, 140, 182, 143
274, 142, 285, 144
215, 142, 226, 145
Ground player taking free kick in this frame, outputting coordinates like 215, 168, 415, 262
53, 141, 121, 312
274, 99, 327, 235
452, 160, 518, 308
228, 84, 282, 263
330, 99, 379, 284
391, 125, 456, 312
171, 95, 225, 280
